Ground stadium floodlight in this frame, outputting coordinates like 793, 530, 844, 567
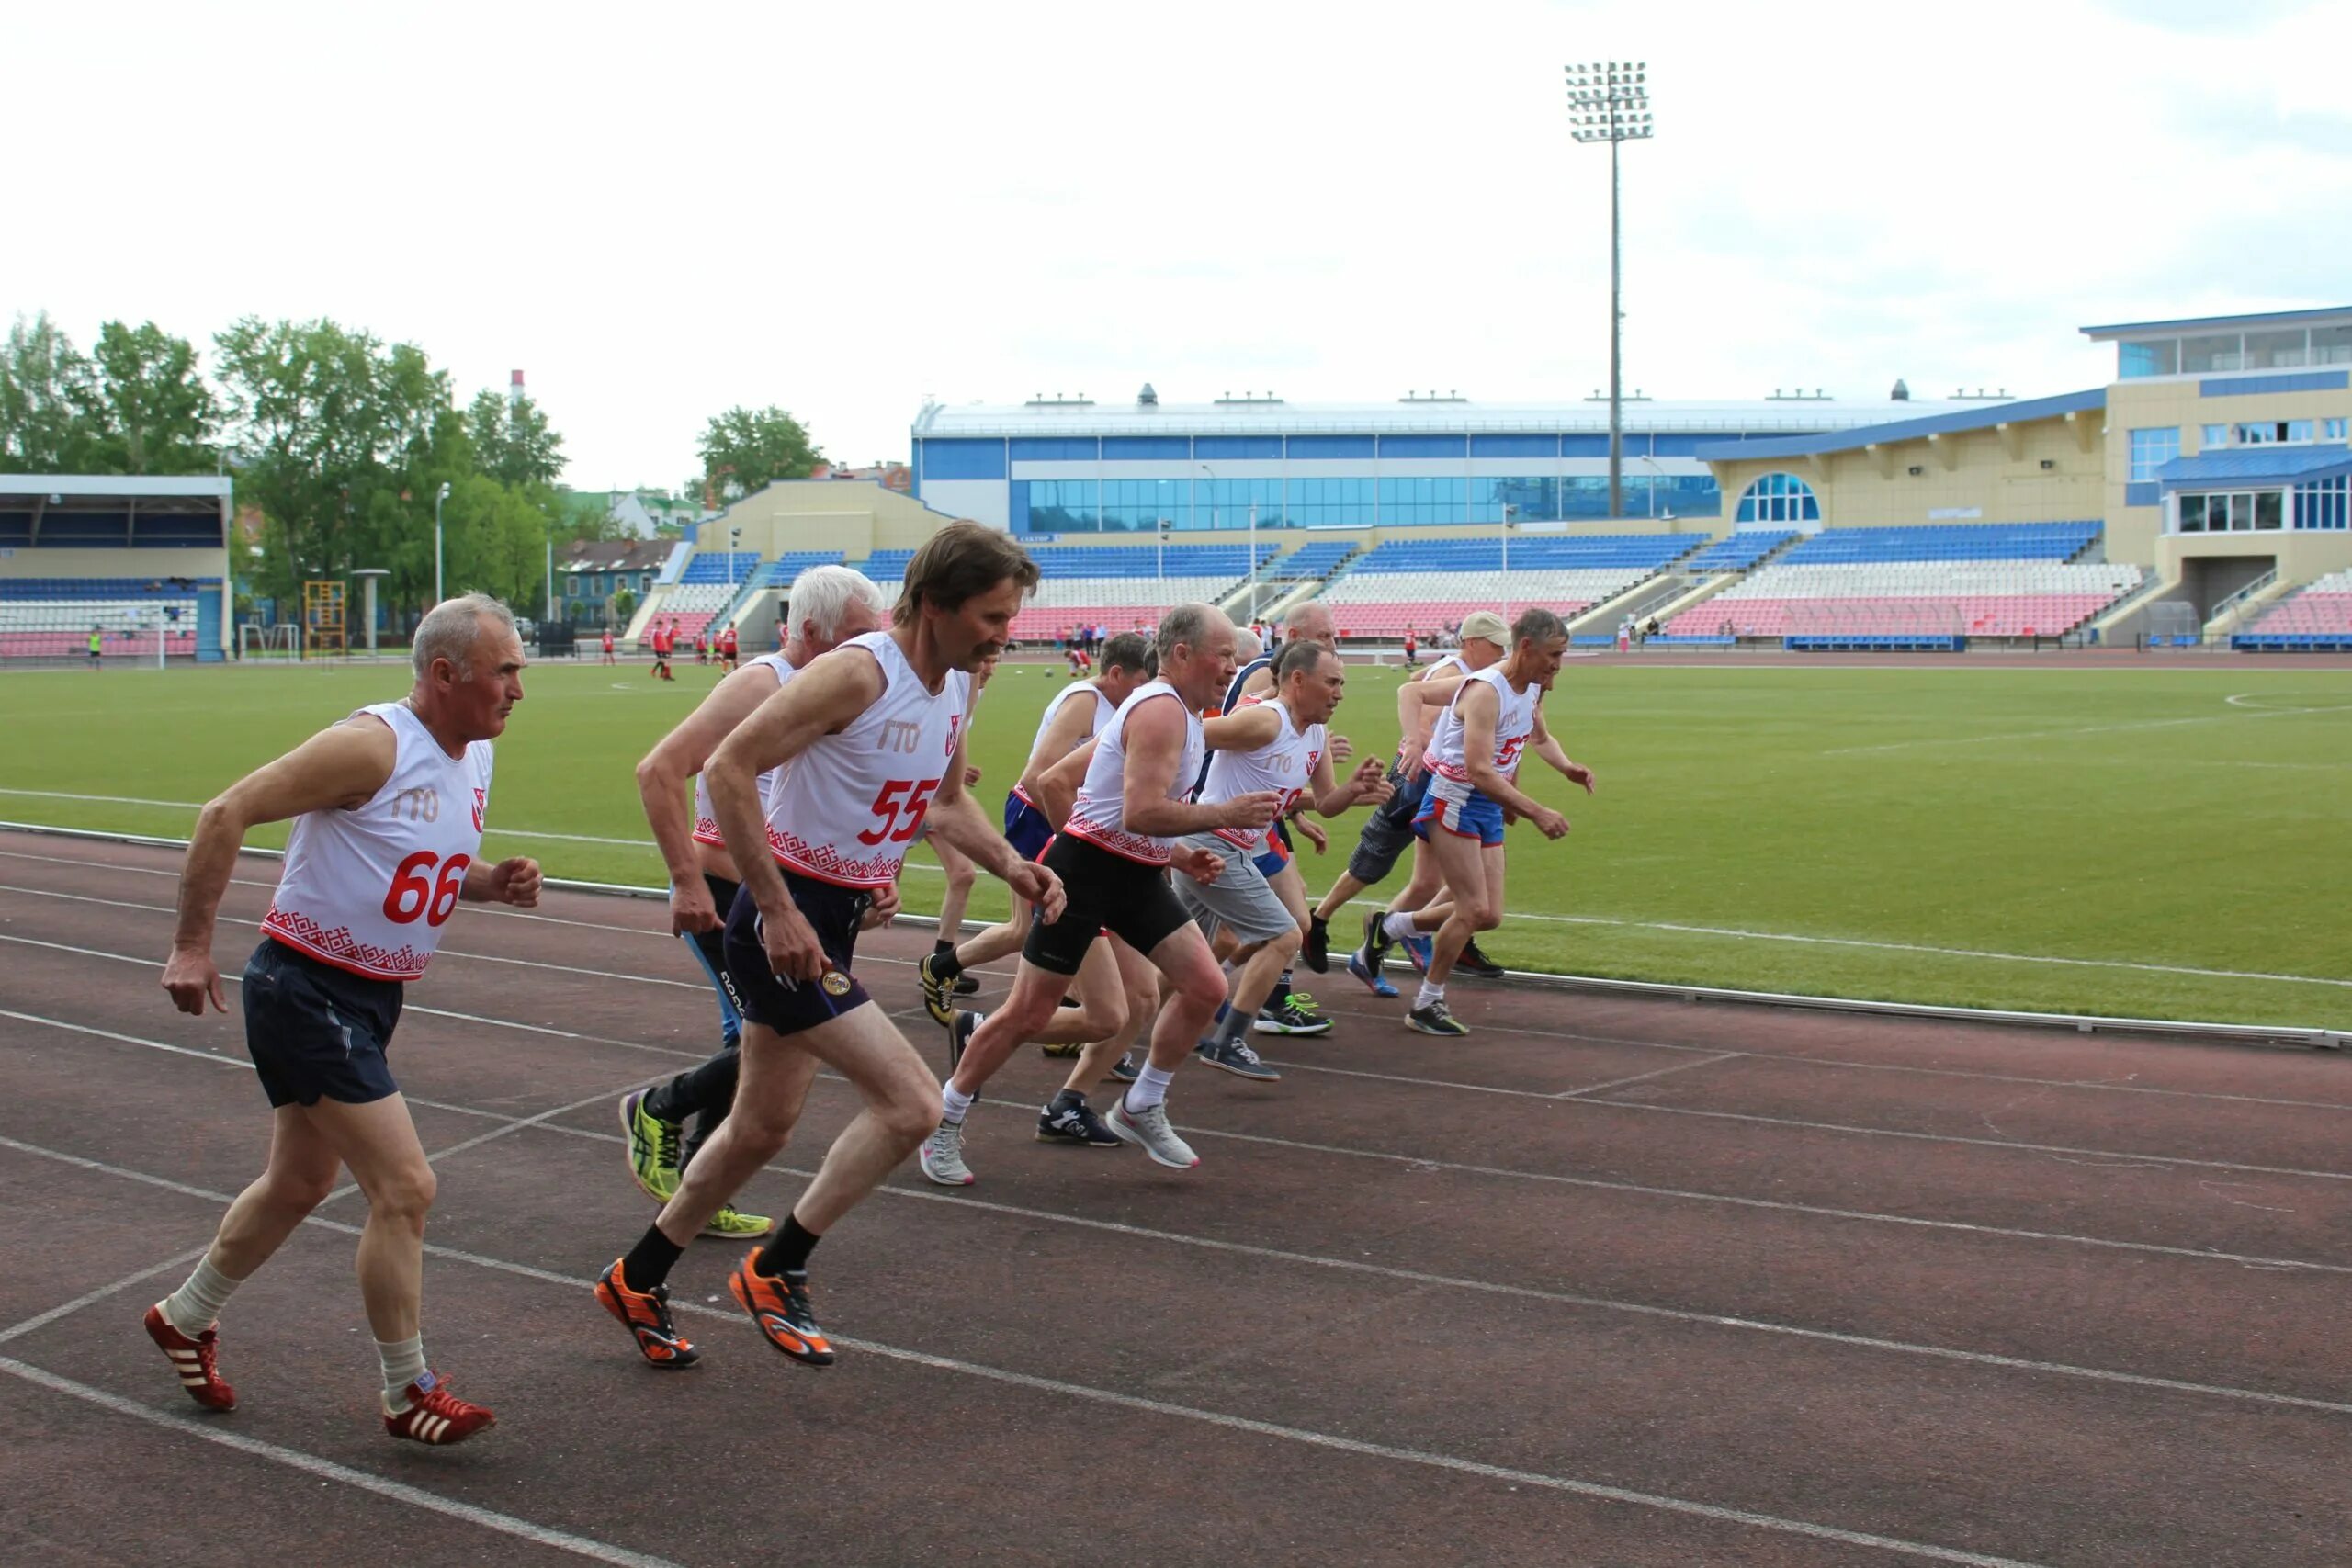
434, 481, 452, 604
1565, 61, 1654, 522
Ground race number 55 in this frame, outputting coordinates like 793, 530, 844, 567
857, 778, 941, 845
383, 851, 471, 927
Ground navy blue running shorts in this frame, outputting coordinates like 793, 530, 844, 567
241, 938, 404, 1108
721, 874, 875, 1037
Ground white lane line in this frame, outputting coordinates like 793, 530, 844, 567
0, 1355, 683, 1567
11, 912, 2338, 1187
1556, 1052, 1742, 1099
22, 1017, 2349, 1421
0, 1135, 2059, 1568
22, 843, 2351, 1114
3, 821, 2338, 990
0, 933, 706, 1061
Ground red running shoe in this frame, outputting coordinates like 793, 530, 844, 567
729, 1251, 834, 1367
595, 1258, 699, 1367
383, 1372, 495, 1445
143, 1301, 235, 1411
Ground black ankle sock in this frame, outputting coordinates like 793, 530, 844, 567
621, 1225, 685, 1292
1269, 971, 1294, 1007
928, 944, 964, 980
757, 1215, 820, 1277
1049, 1088, 1085, 1111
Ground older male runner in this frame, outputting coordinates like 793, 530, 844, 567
1183, 639, 1392, 1080
1313, 609, 1512, 990
916, 604, 1280, 1184
1385, 606, 1595, 1036
151, 594, 541, 1445
917, 630, 1154, 1022
617, 564, 889, 1236
594, 523, 1058, 1370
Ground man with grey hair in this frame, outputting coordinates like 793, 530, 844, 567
151, 593, 542, 1445
921, 602, 1280, 1181
617, 565, 891, 1234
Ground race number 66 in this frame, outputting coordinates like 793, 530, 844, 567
383, 851, 471, 927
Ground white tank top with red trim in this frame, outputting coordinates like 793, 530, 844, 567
261, 701, 494, 981
692, 653, 794, 851
763, 631, 971, 889
1200, 694, 1326, 852
1065, 681, 1203, 866
1012, 680, 1116, 808
1425, 665, 1539, 806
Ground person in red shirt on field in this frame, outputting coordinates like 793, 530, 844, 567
601, 626, 616, 666
651, 621, 674, 682
1403, 626, 1419, 668
718, 623, 739, 671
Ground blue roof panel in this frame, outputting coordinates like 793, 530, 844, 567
2154, 444, 2352, 488
1691, 389, 2106, 464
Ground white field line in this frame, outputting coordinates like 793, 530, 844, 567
0, 819, 2339, 992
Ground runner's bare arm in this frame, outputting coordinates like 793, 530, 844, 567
1015, 692, 1104, 797
1527, 706, 1595, 794
636, 660, 791, 931
1122, 699, 1282, 837
1310, 749, 1394, 816
1458, 682, 1563, 831
164, 716, 397, 1014
461, 856, 543, 907
1238, 664, 1277, 703
706, 648, 887, 978
1200, 705, 1281, 753
1031, 738, 1097, 830
927, 720, 1068, 922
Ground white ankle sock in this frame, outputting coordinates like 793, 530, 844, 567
378, 1335, 427, 1407
1125, 1064, 1175, 1111
941, 1082, 975, 1123
1384, 911, 1420, 942
1415, 981, 1445, 1010
161, 1256, 242, 1337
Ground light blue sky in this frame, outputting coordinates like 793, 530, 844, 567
5, 0, 2346, 491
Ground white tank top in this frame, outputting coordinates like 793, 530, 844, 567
692, 653, 794, 851
763, 631, 971, 889
1012, 681, 1116, 808
260, 702, 494, 981
1066, 681, 1203, 866
1426, 665, 1539, 805
1200, 695, 1326, 852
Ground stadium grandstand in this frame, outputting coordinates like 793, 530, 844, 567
0, 476, 232, 663
1657, 523, 2141, 647
2236, 567, 2352, 650
1317, 533, 1697, 639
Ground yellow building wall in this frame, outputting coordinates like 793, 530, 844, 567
2101, 377, 2351, 571
695, 481, 965, 559
1707, 411, 2107, 549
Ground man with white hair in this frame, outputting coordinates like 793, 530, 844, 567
617, 565, 891, 1236
152, 594, 543, 1446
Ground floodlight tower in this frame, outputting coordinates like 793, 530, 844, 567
1566, 62, 1653, 522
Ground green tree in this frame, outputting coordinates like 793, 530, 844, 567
79, 321, 219, 474
465, 387, 567, 488
610, 583, 639, 626
213, 316, 454, 609
696, 404, 821, 500
0, 311, 96, 470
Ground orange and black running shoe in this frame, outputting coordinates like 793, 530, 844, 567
595, 1258, 700, 1368
729, 1251, 834, 1367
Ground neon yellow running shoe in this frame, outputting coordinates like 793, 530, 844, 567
619, 1089, 682, 1203
702, 1205, 775, 1240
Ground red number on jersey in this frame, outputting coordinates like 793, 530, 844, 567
383, 851, 472, 928
857, 778, 944, 846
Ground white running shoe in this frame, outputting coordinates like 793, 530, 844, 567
1105, 1097, 1200, 1169
919, 1119, 976, 1186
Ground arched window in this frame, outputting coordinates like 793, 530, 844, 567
1735, 472, 1821, 526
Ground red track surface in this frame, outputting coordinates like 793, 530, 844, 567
1, 828, 2346, 1567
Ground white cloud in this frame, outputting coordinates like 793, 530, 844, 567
2, 0, 2345, 486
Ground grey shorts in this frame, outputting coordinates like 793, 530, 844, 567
1345, 766, 1430, 886
1171, 832, 1298, 944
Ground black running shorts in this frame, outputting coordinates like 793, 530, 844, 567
1344, 765, 1430, 886
1023, 833, 1195, 976
720, 874, 874, 1036
241, 938, 404, 1108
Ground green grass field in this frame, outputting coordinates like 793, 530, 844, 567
5, 656, 2347, 1030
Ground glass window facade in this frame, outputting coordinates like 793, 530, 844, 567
2295, 475, 2348, 530
2325, 418, 2348, 440
1290, 478, 1376, 528
2176, 491, 2285, 533
2128, 427, 2180, 482
2316, 325, 2352, 367
2182, 334, 2244, 373
2200, 423, 2228, 447
1194, 479, 1284, 529
1734, 472, 1820, 525
1027, 479, 1100, 532
2119, 340, 2178, 378
1101, 479, 1191, 533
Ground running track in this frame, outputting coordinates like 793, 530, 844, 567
0, 827, 2346, 1567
